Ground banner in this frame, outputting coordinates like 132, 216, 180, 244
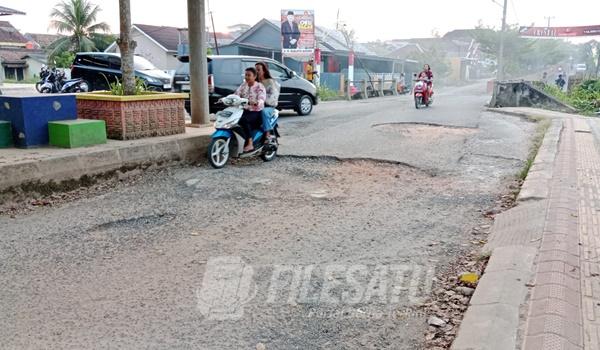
281, 9, 315, 58
519, 25, 600, 37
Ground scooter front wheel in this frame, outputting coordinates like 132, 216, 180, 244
207, 137, 230, 169
414, 96, 421, 109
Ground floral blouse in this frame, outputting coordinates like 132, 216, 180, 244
235, 82, 266, 112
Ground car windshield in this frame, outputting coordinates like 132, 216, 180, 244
134, 56, 157, 71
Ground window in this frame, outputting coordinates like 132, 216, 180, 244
133, 56, 157, 71
108, 56, 121, 70
267, 62, 289, 80
213, 59, 243, 85
78, 55, 109, 68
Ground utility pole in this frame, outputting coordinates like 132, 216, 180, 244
187, 0, 210, 125
497, 0, 508, 81
544, 16, 555, 28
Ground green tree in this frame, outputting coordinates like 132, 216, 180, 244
578, 40, 600, 77
53, 51, 75, 68
48, 0, 110, 59
473, 25, 576, 78
91, 33, 117, 52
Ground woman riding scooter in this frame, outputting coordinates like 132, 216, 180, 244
255, 62, 280, 144
420, 64, 434, 98
235, 67, 266, 153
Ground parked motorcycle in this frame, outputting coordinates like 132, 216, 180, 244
35, 65, 50, 92
39, 68, 89, 94
413, 78, 433, 109
207, 95, 279, 169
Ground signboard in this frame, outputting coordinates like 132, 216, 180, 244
281, 9, 315, 58
519, 25, 600, 38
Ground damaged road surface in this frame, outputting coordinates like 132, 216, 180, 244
0, 83, 537, 349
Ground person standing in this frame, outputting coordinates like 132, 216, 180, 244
281, 11, 301, 49
305, 60, 314, 82
555, 74, 566, 90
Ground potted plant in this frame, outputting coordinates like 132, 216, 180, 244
76, 78, 188, 140
74, 0, 188, 140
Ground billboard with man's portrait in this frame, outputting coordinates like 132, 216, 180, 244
281, 9, 315, 58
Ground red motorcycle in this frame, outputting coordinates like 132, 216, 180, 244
413, 78, 433, 109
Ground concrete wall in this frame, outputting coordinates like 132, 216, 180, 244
492, 81, 577, 113
24, 58, 45, 80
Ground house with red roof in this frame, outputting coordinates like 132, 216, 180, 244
0, 21, 46, 81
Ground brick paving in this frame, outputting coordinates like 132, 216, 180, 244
523, 118, 583, 350
453, 109, 600, 350
575, 118, 600, 350
519, 116, 600, 350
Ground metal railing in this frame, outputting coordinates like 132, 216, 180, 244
345, 78, 400, 100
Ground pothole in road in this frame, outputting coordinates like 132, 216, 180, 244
373, 122, 477, 138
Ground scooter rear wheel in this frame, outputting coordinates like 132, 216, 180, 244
260, 140, 277, 162
208, 137, 230, 169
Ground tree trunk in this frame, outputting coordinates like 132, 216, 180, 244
117, 0, 136, 95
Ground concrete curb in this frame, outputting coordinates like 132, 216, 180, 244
452, 114, 564, 350
517, 119, 563, 202
0, 131, 212, 192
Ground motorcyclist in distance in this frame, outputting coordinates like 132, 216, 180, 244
419, 64, 433, 97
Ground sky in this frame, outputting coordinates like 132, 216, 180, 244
2, 0, 599, 42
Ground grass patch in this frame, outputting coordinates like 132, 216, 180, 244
318, 85, 343, 101
518, 116, 551, 181
539, 79, 600, 116
3, 78, 38, 84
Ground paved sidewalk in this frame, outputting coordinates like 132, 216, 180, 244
0, 127, 212, 191
453, 108, 600, 350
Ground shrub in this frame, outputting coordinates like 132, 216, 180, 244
317, 85, 341, 101
543, 79, 600, 115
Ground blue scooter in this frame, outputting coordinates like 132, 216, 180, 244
207, 95, 279, 169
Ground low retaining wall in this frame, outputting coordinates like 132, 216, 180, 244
490, 81, 577, 114
0, 131, 211, 193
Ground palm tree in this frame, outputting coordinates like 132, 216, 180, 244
48, 0, 110, 59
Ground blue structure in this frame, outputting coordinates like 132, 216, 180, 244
0, 95, 77, 148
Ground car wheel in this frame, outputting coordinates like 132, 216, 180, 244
297, 95, 313, 116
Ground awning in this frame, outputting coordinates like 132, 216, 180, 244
2, 62, 27, 68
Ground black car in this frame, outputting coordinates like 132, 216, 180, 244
70, 52, 173, 92
173, 55, 318, 115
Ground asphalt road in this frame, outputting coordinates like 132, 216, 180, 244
0, 82, 536, 349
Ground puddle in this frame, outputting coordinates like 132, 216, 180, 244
373, 122, 477, 138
